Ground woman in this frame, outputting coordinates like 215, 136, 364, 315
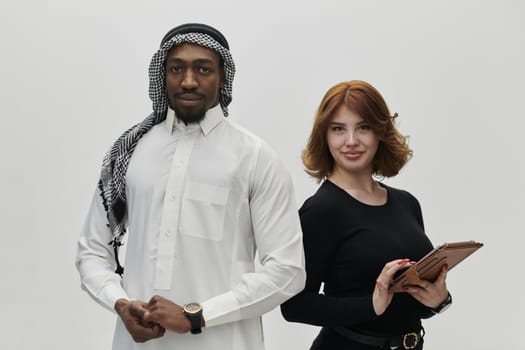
281, 81, 451, 350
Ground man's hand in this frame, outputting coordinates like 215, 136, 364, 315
143, 295, 193, 334
114, 299, 165, 343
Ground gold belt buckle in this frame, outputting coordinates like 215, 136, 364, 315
402, 332, 419, 349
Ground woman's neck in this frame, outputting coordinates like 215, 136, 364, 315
328, 169, 387, 205
328, 169, 378, 193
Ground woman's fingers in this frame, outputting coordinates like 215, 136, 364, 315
378, 259, 416, 285
373, 258, 417, 316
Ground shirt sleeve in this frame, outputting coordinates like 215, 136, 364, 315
280, 194, 378, 327
75, 188, 129, 313
201, 143, 306, 327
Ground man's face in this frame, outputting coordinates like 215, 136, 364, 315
165, 43, 224, 124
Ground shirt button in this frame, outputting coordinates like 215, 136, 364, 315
165, 230, 172, 237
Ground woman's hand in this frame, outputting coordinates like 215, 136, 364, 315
373, 259, 416, 316
404, 264, 449, 309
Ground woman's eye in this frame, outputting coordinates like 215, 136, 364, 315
331, 126, 344, 133
359, 124, 371, 131
169, 66, 182, 73
199, 67, 211, 74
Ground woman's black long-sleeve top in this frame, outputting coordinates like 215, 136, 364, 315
281, 180, 435, 340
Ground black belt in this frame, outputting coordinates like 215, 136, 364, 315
333, 327, 424, 349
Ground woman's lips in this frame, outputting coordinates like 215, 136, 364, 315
342, 151, 362, 160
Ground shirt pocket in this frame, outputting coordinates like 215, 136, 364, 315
180, 181, 230, 241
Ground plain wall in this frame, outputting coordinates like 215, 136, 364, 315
1, 0, 523, 348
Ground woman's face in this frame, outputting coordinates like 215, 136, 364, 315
326, 105, 380, 177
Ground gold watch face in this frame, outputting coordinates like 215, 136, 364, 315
184, 302, 202, 314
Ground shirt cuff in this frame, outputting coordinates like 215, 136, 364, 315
98, 283, 130, 312
201, 291, 242, 327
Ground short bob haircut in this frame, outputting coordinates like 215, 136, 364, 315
302, 80, 412, 182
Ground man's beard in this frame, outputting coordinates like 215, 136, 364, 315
172, 105, 206, 124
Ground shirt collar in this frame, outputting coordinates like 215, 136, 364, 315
165, 105, 224, 136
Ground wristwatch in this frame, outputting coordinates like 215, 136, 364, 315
432, 293, 452, 314
183, 302, 203, 334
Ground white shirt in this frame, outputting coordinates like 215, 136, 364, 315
76, 105, 306, 350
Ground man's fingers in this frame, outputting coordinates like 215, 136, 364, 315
152, 324, 166, 337
129, 322, 164, 343
129, 302, 147, 319
143, 310, 154, 323
147, 295, 163, 307
118, 299, 166, 343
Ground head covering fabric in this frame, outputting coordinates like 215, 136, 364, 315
149, 31, 235, 117
97, 24, 235, 274
160, 22, 230, 49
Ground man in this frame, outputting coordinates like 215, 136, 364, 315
76, 23, 306, 350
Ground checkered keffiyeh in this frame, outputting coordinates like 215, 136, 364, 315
97, 31, 235, 274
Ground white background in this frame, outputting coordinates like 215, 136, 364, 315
1, 0, 523, 349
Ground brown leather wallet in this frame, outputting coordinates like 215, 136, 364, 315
389, 240, 484, 292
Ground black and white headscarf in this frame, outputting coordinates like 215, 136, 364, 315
97, 24, 235, 274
